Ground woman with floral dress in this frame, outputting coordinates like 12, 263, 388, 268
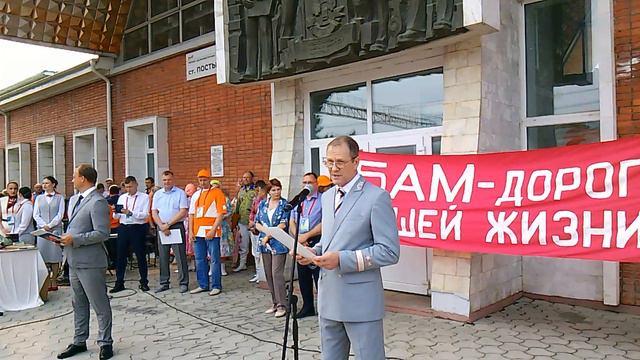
255, 178, 290, 318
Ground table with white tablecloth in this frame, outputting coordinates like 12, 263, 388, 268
0, 247, 49, 312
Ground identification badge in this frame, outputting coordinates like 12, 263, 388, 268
6, 215, 14, 226
196, 206, 204, 218
300, 218, 310, 233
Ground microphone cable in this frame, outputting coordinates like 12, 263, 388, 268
0, 278, 404, 359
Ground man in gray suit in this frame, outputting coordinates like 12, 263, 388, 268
57, 164, 113, 360
297, 136, 400, 360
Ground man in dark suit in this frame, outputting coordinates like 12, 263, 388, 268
57, 164, 113, 360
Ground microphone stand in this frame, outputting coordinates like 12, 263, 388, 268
281, 202, 303, 360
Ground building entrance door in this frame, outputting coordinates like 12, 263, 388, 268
367, 134, 434, 295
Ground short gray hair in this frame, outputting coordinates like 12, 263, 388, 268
327, 136, 359, 159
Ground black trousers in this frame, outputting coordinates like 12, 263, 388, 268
298, 235, 320, 311
115, 223, 149, 286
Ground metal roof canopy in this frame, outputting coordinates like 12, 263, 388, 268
0, 0, 132, 55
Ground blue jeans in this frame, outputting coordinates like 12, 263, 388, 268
193, 237, 221, 290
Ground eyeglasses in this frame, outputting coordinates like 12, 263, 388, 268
323, 157, 356, 170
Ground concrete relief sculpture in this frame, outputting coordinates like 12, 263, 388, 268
226, 0, 463, 83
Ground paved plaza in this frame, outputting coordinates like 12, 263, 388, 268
1, 266, 640, 359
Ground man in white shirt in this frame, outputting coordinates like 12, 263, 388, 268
110, 176, 150, 293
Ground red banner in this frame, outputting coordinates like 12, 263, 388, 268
358, 138, 640, 262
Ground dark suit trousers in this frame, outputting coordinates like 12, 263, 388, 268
116, 223, 149, 286
158, 223, 189, 287
298, 264, 319, 310
298, 235, 320, 311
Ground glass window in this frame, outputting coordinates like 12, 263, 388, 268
372, 69, 443, 133
151, 13, 180, 51
376, 145, 417, 155
123, 26, 149, 61
126, 0, 148, 29
527, 121, 599, 149
151, 0, 178, 17
310, 84, 367, 139
147, 134, 154, 149
182, 0, 200, 5
182, 1, 215, 41
525, 0, 598, 117
311, 148, 320, 175
431, 136, 442, 155
146, 153, 155, 178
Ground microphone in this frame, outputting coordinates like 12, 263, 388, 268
285, 184, 314, 211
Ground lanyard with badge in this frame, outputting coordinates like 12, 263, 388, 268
196, 189, 214, 218
299, 197, 316, 233
125, 195, 137, 218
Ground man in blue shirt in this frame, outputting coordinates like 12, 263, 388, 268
151, 170, 190, 293
289, 172, 322, 318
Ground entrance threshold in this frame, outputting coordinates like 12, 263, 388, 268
384, 290, 432, 317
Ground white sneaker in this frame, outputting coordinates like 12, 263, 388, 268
190, 287, 208, 294
265, 305, 277, 314
221, 264, 227, 276
275, 307, 287, 318
209, 288, 221, 296
233, 264, 247, 272
249, 274, 259, 282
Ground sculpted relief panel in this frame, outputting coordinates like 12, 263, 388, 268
226, 0, 463, 83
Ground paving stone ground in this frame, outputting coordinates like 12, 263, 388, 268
1, 265, 640, 359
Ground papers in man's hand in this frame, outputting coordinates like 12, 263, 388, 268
255, 223, 316, 260
159, 229, 183, 245
31, 229, 62, 243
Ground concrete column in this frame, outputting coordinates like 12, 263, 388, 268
269, 79, 305, 198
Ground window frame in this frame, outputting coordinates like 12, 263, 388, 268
302, 50, 445, 175
519, 0, 619, 307
120, 0, 211, 63
520, 0, 616, 150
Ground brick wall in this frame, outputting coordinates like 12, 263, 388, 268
111, 53, 272, 192
4, 82, 106, 195
2, 51, 272, 196
614, 0, 640, 305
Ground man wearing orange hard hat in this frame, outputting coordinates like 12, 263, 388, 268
317, 175, 333, 193
188, 169, 227, 296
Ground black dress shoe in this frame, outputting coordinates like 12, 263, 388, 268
109, 284, 125, 293
296, 308, 316, 319
57, 344, 87, 359
139, 283, 150, 292
99, 344, 114, 360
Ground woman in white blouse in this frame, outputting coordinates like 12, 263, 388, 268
1, 187, 34, 244
33, 176, 65, 291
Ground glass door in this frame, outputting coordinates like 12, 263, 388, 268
369, 134, 431, 295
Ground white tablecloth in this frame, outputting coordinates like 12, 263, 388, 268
0, 248, 49, 311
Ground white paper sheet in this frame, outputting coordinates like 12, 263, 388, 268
255, 224, 316, 260
159, 229, 183, 245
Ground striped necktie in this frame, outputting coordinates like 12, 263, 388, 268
334, 188, 345, 214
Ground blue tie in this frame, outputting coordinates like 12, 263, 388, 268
72, 195, 84, 215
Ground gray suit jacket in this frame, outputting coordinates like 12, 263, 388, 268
313, 176, 400, 322
64, 189, 110, 269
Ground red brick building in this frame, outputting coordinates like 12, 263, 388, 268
614, 0, 640, 306
0, 27, 272, 197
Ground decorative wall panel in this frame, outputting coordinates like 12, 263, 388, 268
0, 0, 132, 54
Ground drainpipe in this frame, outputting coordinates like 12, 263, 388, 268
0, 109, 7, 185
89, 59, 113, 179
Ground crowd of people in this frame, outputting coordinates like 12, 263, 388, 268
0, 166, 335, 319
3, 135, 400, 360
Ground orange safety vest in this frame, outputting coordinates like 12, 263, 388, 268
192, 187, 227, 238
109, 206, 120, 229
